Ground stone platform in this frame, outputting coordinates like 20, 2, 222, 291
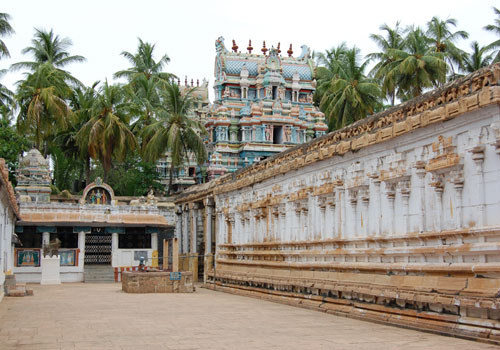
121, 270, 194, 293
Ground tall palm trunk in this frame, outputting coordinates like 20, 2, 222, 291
85, 155, 90, 186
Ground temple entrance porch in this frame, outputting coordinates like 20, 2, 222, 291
84, 227, 111, 265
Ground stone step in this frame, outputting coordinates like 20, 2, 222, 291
84, 265, 115, 283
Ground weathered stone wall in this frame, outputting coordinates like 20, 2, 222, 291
122, 271, 193, 293
177, 64, 500, 343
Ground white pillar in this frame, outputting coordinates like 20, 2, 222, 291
111, 232, 118, 267
42, 231, 50, 246
414, 162, 426, 233
78, 231, 85, 267
151, 232, 158, 251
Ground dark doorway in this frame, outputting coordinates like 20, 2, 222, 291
273, 126, 283, 144
84, 227, 111, 264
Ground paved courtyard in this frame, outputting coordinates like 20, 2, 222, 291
0, 283, 497, 350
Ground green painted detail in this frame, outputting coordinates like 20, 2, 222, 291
105, 227, 125, 234
145, 227, 159, 234
15, 226, 23, 233
36, 226, 57, 233
74, 226, 91, 233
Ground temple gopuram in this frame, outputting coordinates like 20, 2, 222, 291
13, 149, 174, 283
204, 37, 328, 180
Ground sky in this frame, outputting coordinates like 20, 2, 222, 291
2, 0, 499, 101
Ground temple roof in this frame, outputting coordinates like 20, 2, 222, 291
18, 211, 171, 227
0, 158, 19, 218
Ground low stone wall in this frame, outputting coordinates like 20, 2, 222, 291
122, 271, 194, 293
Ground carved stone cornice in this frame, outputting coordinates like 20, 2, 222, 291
176, 64, 500, 201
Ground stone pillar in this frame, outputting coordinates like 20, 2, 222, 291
191, 203, 199, 254
369, 174, 381, 236
182, 207, 189, 253
151, 233, 158, 251
172, 238, 179, 272
414, 161, 427, 233
336, 186, 345, 238
471, 146, 486, 227
432, 177, 444, 232
111, 232, 119, 267
163, 239, 169, 269
205, 205, 213, 254
42, 231, 50, 246
451, 171, 465, 230
204, 202, 214, 284
400, 181, 410, 234
78, 231, 85, 267
361, 189, 369, 237
175, 206, 182, 252
386, 183, 396, 236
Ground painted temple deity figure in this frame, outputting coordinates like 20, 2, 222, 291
265, 125, 272, 141
146, 189, 157, 205
285, 126, 292, 142
81, 178, 114, 205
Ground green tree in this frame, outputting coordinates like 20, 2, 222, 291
0, 117, 29, 183
124, 74, 162, 134
114, 38, 172, 85
91, 154, 163, 196
11, 28, 85, 86
0, 12, 14, 59
367, 22, 405, 106
460, 41, 494, 75
0, 69, 14, 109
426, 16, 468, 79
141, 83, 206, 195
16, 63, 72, 151
484, 7, 500, 62
0, 13, 15, 112
76, 81, 137, 182
316, 45, 381, 131
68, 83, 99, 186
382, 27, 447, 100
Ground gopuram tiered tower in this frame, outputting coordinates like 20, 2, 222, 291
205, 37, 328, 179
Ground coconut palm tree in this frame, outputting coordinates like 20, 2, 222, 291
76, 81, 137, 181
382, 26, 447, 100
57, 82, 99, 186
314, 43, 349, 105
125, 73, 163, 134
114, 38, 172, 85
0, 13, 15, 113
460, 41, 494, 74
141, 82, 206, 195
484, 7, 500, 62
426, 16, 468, 79
0, 69, 14, 109
16, 62, 72, 152
367, 22, 405, 105
317, 45, 381, 131
11, 28, 85, 86
0, 12, 14, 59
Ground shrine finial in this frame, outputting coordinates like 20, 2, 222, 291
287, 44, 293, 57
232, 40, 238, 53
247, 39, 253, 54
261, 41, 268, 55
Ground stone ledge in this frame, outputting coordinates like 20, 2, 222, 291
122, 271, 194, 293
204, 282, 500, 345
